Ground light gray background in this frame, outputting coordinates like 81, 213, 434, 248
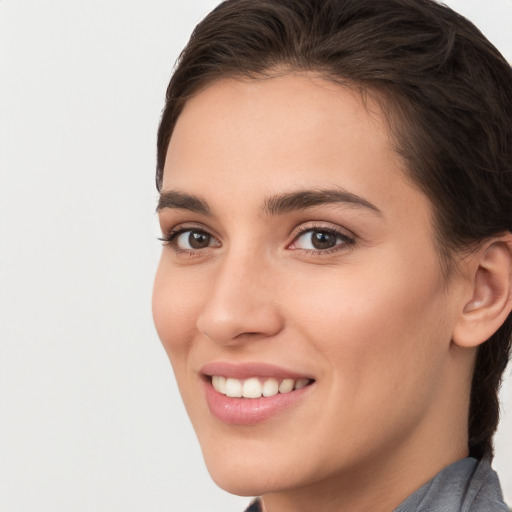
0, 1, 510, 511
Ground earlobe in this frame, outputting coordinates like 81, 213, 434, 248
453, 234, 512, 348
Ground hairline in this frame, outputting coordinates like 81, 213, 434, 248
157, 66, 467, 279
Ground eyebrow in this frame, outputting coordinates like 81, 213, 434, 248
156, 190, 212, 215
156, 188, 381, 217
264, 189, 382, 216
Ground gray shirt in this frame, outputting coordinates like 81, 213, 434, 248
395, 457, 509, 512
244, 457, 509, 512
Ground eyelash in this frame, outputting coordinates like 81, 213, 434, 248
158, 223, 356, 256
158, 226, 219, 256
287, 223, 356, 255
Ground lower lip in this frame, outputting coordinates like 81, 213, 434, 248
203, 379, 313, 425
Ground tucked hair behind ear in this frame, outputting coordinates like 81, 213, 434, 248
156, 0, 512, 459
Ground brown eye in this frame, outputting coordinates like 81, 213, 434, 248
172, 229, 220, 251
188, 231, 211, 249
310, 231, 337, 250
291, 228, 353, 252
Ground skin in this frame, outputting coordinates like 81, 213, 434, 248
153, 74, 486, 512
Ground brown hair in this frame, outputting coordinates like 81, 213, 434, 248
156, 0, 512, 459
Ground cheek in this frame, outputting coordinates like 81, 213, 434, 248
152, 258, 202, 365
273, 256, 453, 467
286, 252, 451, 398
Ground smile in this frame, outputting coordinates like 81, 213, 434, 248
211, 376, 312, 398
201, 363, 315, 425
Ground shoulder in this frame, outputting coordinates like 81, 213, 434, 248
466, 457, 510, 512
395, 457, 509, 512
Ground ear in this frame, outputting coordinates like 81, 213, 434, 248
452, 234, 512, 348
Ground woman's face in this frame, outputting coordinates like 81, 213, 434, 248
153, 74, 468, 497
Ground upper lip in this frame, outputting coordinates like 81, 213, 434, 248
200, 361, 314, 380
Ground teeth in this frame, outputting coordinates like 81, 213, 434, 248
242, 378, 262, 398
212, 375, 226, 394
278, 378, 294, 394
294, 378, 309, 390
262, 378, 279, 397
225, 378, 242, 397
211, 376, 311, 398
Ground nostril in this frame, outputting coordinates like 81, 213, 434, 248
234, 331, 262, 339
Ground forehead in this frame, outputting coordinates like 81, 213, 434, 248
162, 74, 430, 226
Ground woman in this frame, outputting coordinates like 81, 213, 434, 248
152, 0, 512, 510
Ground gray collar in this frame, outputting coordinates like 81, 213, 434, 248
244, 457, 509, 512
394, 457, 509, 512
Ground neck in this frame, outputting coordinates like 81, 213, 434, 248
261, 345, 474, 512
262, 451, 468, 512
261, 414, 469, 512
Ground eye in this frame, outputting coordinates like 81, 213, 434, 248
289, 227, 354, 252
160, 228, 221, 252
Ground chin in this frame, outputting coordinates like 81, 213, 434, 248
205, 460, 297, 497
198, 433, 326, 498
199, 441, 276, 496
208, 470, 270, 497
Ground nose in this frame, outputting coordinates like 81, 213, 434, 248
196, 252, 284, 345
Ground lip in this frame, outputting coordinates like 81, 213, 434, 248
201, 361, 313, 380
200, 362, 315, 425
